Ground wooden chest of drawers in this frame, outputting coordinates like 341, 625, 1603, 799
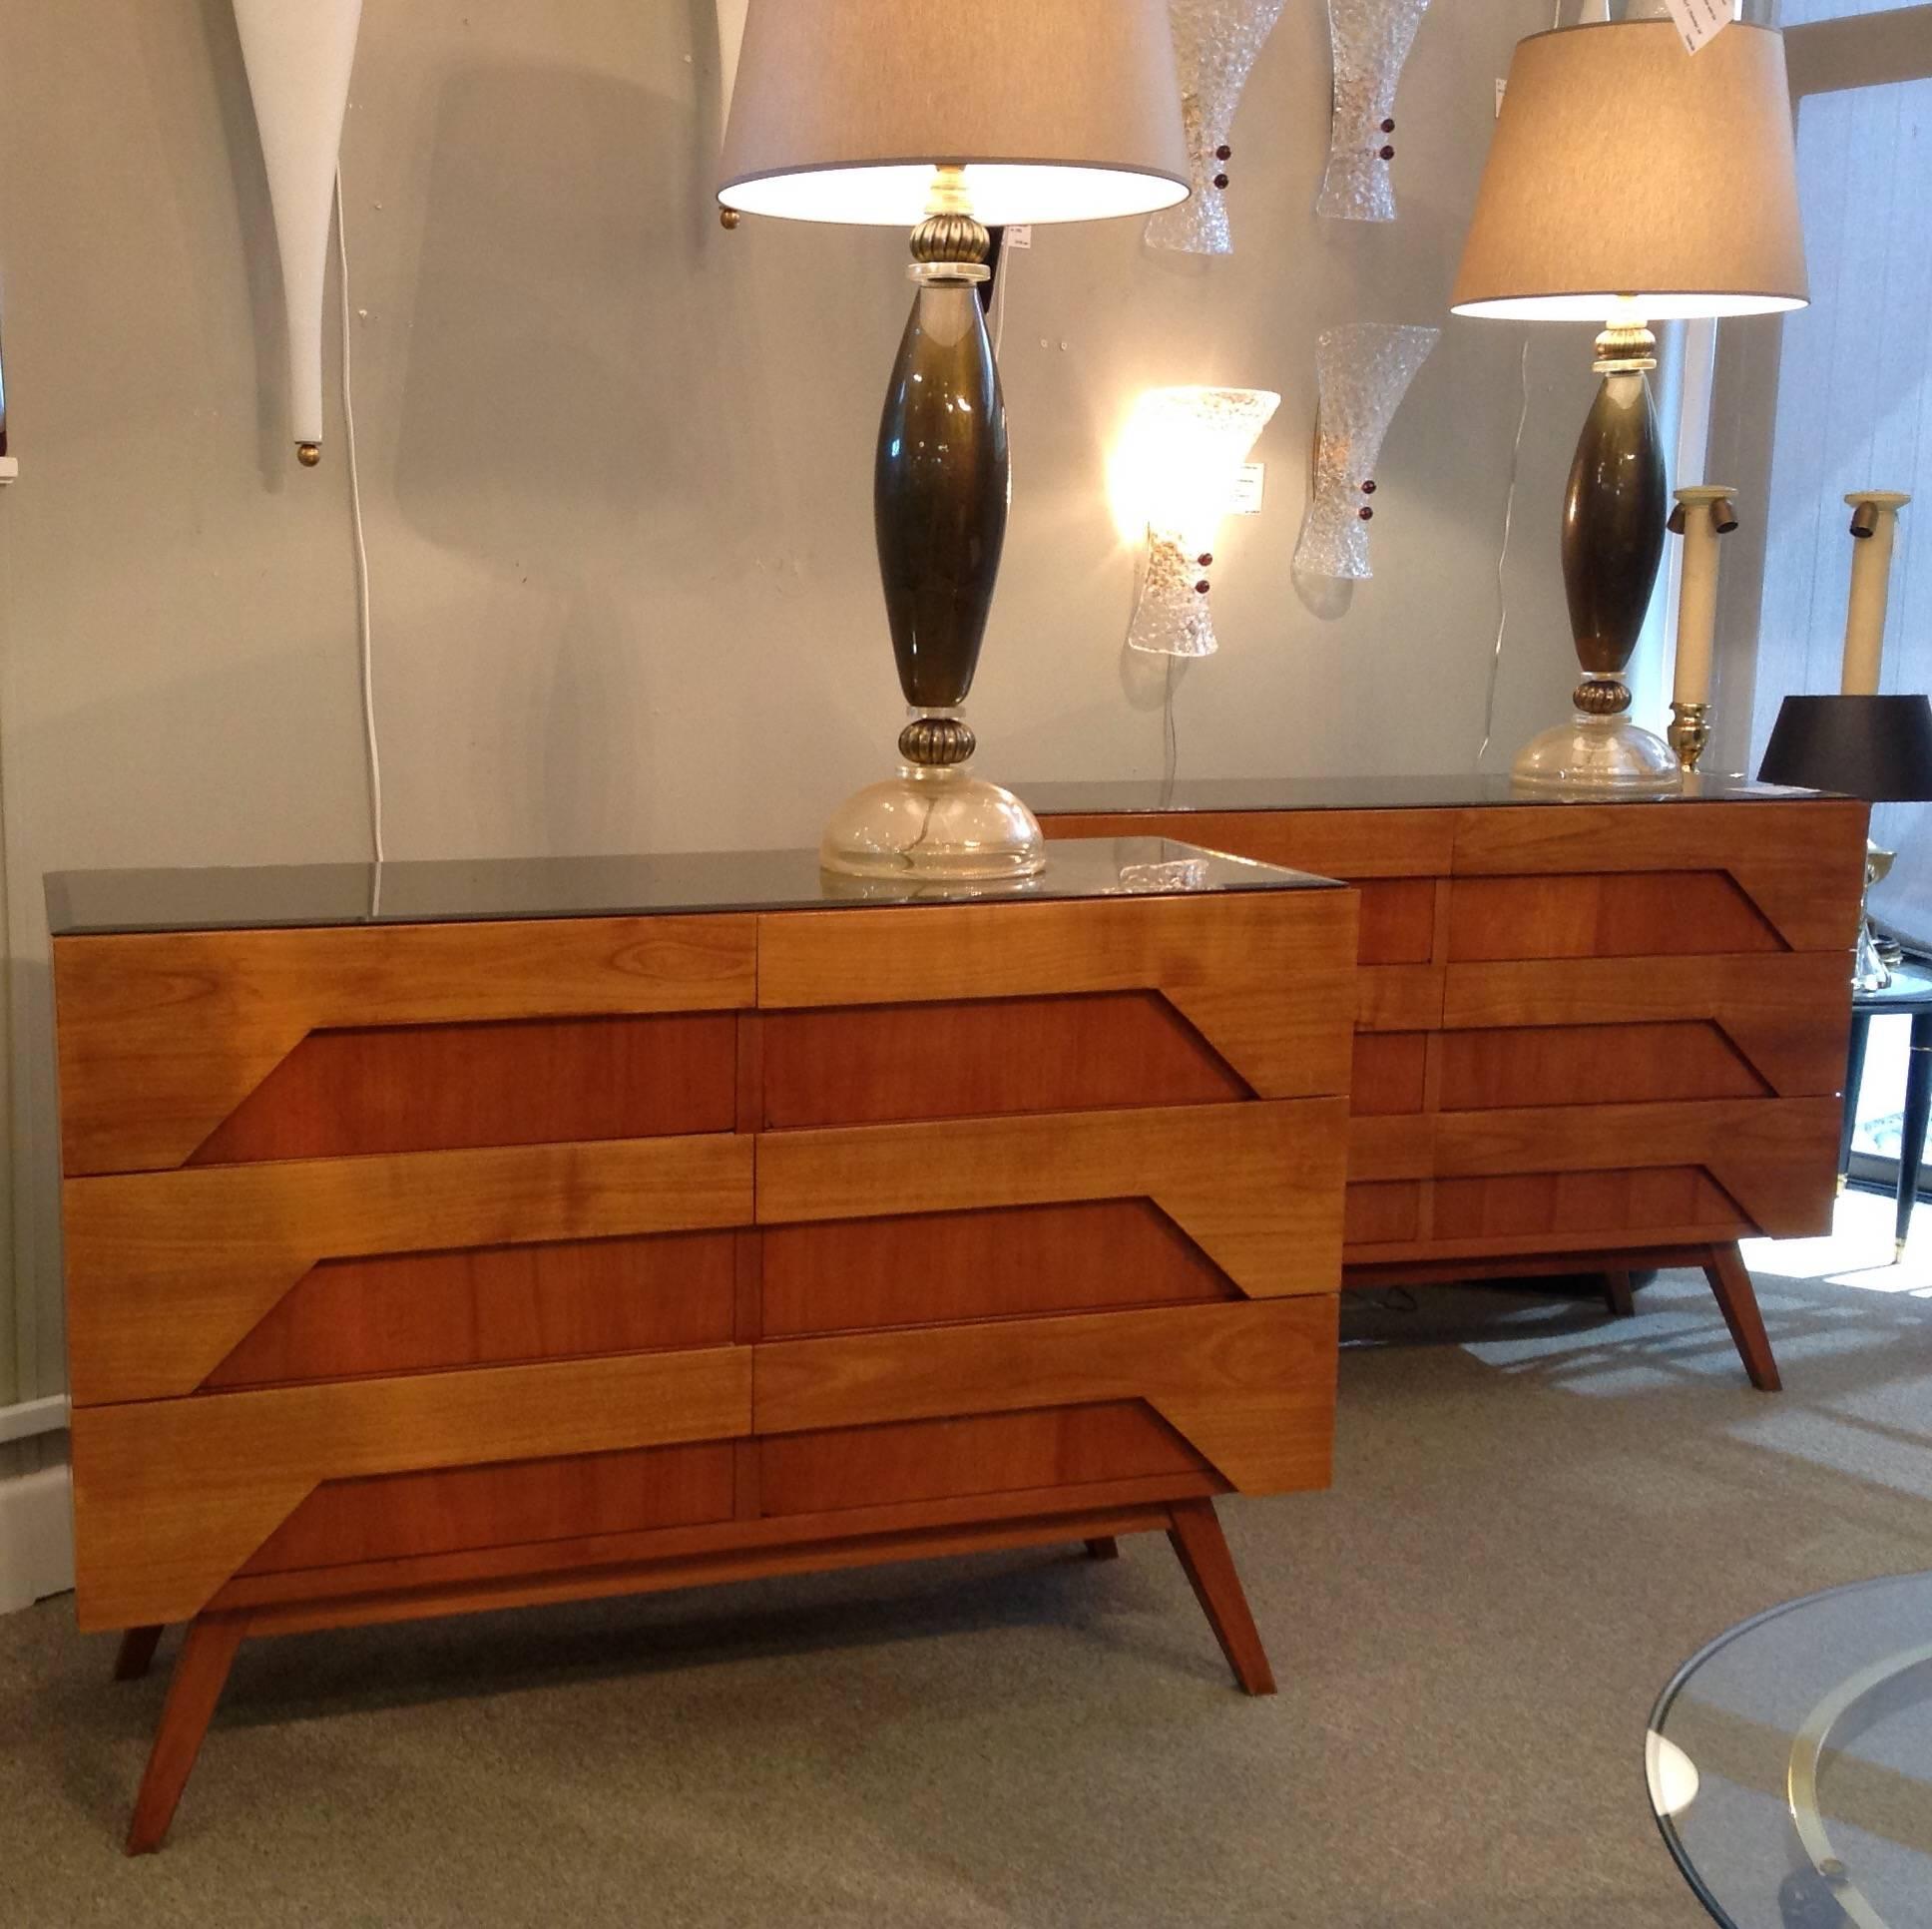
1034, 779, 1870, 1391
47, 840, 1356, 1851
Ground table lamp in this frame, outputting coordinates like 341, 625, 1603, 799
1759, 695, 1932, 991
719, 0, 1189, 879
1452, 19, 1807, 794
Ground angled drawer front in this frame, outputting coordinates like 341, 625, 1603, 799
51, 913, 756, 1178
754, 1298, 1339, 1499
754, 1100, 1349, 1315
754, 893, 1358, 1105
69, 1346, 754, 1631
1448, 800, 1869, 953
63, 1135, 756, 1406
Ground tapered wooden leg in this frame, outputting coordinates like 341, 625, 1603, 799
126, 1615, 244, 1855
1166, 1499, 1275, 1696
113, 1626, 164, 1683
1603, 1270, 1636, 1319
1084, 1537, 1121, 1561
1702, 1241, 1781, 1393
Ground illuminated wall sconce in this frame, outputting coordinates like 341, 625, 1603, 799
1292, 323, 1436, 602
233, 0, 363, 466
1147, 0, 1288, 255
1317, 0, 1431, 223
1119, 386, 1280, 659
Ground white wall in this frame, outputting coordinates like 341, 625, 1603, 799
0, 0, 1582, 1403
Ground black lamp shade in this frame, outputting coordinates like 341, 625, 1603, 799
1757, 695, 1932, 803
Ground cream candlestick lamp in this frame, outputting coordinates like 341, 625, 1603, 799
719, 0, 1188, 879
1666, 485, 1738, 773
1452, 20, 1807, 794
1842, 492, 1911, 695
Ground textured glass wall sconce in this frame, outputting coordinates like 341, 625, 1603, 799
1146, 0, 1288, 256
1317, 0, 1430, 223
1121, 386, 1280, 659
1291, 324, 1436, 588
233, 0, 363, 467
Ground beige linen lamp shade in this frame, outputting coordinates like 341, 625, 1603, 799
718, 0, 1190, 229
1452, 21, 1808, 322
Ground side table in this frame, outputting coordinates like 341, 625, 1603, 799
1839, 960, 1932, 1255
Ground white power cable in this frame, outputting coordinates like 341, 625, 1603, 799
335, 166, 383, 866
1479, 334, 1532, 766
991, 230, 1013, 360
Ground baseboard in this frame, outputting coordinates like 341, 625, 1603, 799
0, 1461, 75, 1613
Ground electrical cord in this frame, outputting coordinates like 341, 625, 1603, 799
1479, 334, 1532, 766
336, 165, 383, 867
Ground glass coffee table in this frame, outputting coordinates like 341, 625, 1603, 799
1649, 1572, 1932, 1927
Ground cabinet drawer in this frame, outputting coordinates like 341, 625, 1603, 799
1449, 799, 1868, 952
755, 1100, 1348, 1307
1440, 953, 1851, 1098
758, 1402, 1210, 1519
760, 1201, 1236, 1340
70, 1345, 752, 1631
203, 1230, 742, 1391
189, 1013, 736, 1164
1444, 873, 1783, 961
52, 913, 756, 1178
754, 1297, 1338, 1500
757, 993, 1247, 1126
1436, 1023, 1770, 1111
64, 1135, 755, 1405
1349, 1096, 1841, 1242
240, 1441, 738, 1576
755, 893, 1357, 1103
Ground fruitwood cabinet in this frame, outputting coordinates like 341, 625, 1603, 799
47, 839, 1355, 1852
1033, 777, 1870, 1392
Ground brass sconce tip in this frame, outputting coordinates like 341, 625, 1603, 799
296, 442, 322, 467
720, 207, 741, 231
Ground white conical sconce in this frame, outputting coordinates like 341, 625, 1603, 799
233, 0, 363, 467
717, 0, 749, 136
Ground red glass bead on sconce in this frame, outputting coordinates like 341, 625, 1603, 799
1361, 480, 1377, 495
1198, 553, 1214, 567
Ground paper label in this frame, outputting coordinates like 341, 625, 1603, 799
1228, 464, 1265, 516
1495, 77, 1507, 118
1005, 225, 1033, 249
1664, 0, 1737, 56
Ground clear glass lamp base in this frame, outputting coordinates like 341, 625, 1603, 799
820, 762, 1047, 881
1511, 715, 1683, 797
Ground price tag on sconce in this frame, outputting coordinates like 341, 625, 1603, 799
1004, 225, 1033, 249
1227, 464, 1265, 516
1664, 0, 1738, 56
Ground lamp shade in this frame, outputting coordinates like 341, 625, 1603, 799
1758, 696, 1932, 803
717, 0, 1190, 228
1451, 21, 1807, 322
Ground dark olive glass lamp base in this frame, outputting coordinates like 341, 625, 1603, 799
821, 185, 1046, 882
1515, 326, 1681, 798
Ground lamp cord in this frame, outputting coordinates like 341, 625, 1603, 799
1479, 333, 1532, 767
336, 165, 383, 867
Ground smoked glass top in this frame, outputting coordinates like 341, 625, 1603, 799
1023, 773, 1839, 815
46, 837, 1338, 938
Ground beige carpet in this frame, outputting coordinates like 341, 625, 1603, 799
4, 1248, 1929, 1928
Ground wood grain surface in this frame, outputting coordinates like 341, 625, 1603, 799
52, 913, 755, 1176
70, 1346, 752, 1630
755, 1100, 1349, 1300
753, 893, 1358, 1101
65, 1135, 754, 1404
